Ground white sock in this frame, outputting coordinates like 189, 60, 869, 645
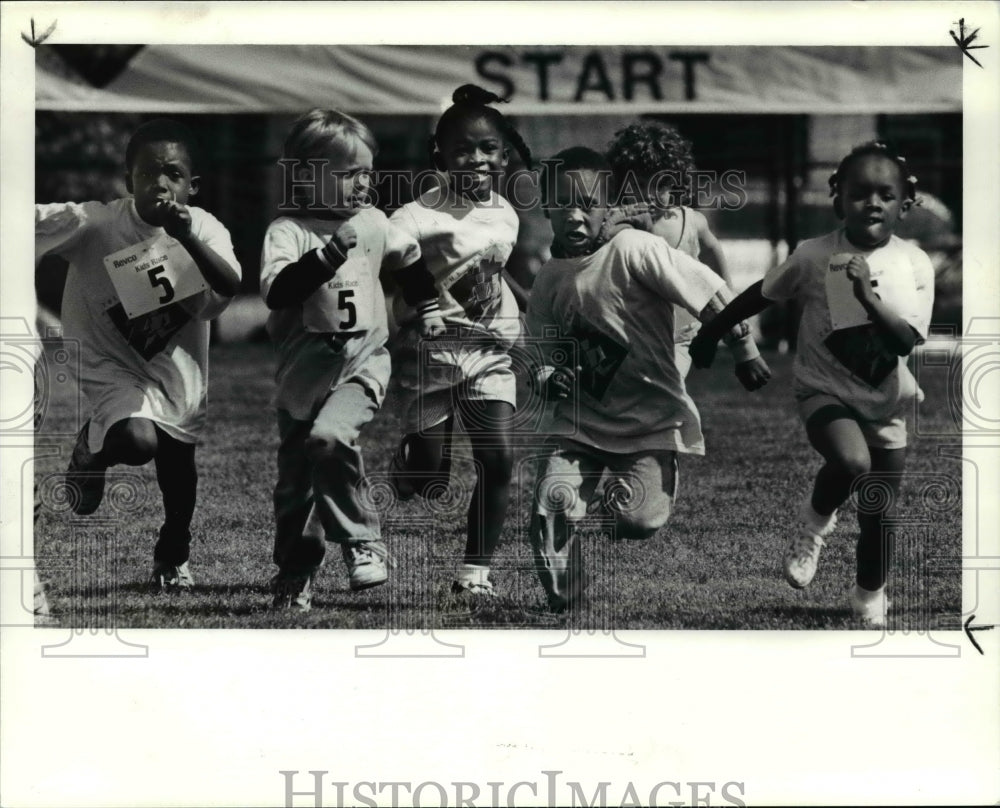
458, 564, 490, 586
801, 502, 836, 534
853, 582, 886, 603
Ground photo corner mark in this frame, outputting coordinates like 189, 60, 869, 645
963, 614, 995, 655
949, 18, 987, 67
21, 17, 57, 48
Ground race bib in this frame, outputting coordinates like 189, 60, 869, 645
103, 235, 208, 319
302, 255, 376, 333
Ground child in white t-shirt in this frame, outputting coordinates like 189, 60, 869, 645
527, 147, 768, 611
607, 121, 733, 378
36, 118, 242, 589
691, 142, 935, 625
388, 85, 534, 598
260, 109, 432, 611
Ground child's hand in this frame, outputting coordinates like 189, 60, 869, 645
544, 366, 579, 401
845, 255, 876, 303
735, 356, 771, 391
159, 201, 193, 240
419, 313, 447, 339
323, 221, 358, 264
596, 203, 655, 247
688, 329, 719, 369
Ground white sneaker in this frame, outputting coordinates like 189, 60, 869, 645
341, 541, 390, 591
783, 505, 837, 589
270, 571, 316, 613
151, 560, 195, 590
850, 584, 890, 627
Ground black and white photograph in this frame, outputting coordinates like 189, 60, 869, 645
2, 2, 998, 807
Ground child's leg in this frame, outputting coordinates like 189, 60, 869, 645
308, 382, 388, 591
856, 446, 906, 591
784, 401, 871, 589
102, 418, 159, 466
461, 400, 514, 568
397, 416, 455, 498
603, 451, 679, 541
804, 404, 872, 518
530, 441, 603, 610
66, 416, 160, 515
272, 411, 325, 575
152, 427, 197, 568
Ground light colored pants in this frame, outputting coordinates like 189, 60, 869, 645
272, 381, 380, 575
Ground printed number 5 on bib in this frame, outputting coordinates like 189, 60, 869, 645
103, 234, 208, 319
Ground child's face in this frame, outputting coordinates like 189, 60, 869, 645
438, 115, 509, 201
317, 138, 375, 220
547, 169, 610, 258
127, 140, 198, 227
839, 154, 908, 249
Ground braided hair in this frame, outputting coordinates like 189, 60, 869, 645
828, 141, 920, 217
429, 84, 534, 170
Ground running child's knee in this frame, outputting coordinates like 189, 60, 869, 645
305, 423, 358, 463
612, 499, 672, 540
834, 450, 872, 480
107, 419, 158, 465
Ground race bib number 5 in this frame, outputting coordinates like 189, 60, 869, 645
302, 256, 375, 333
103, 235, 208, 319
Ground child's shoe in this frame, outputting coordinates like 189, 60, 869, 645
150, 560, 194, 591
783, 503, 837, 588
270, 571, 315, 613
341, 541, 389, 591
850, 583, 890, 627
451, 565, 496, 598
65, 422, 107, 515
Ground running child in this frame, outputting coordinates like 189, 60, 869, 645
689, 142, 934, 625
388, 84, 533, 597
35, 118, 242, 589
260, 108, 435, 611
606, 121, 734, 378
527, 147, 768, 611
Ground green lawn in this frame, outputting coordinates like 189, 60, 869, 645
33, 341, 962, 630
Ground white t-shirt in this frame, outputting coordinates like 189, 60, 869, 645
389, 186, 521, 348
260, 208, 419, 419
762, 229, 935, 421
527, 229, 725, 455
35, 198, 241, 444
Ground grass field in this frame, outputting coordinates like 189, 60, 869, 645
33, 339, 962, 630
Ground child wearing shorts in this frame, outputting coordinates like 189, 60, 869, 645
36, 118, 242, 589
690, 142, 934, 625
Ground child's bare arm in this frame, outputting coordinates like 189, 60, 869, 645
845, 256, 920, 355
689, 280, 772, 369
693, 211, 733, 287
160, 201, 240, 297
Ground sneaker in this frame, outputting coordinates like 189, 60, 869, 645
65, 422, 107, 515
850, 584, 890, 627
783, 506, 837, 589
150, 560, 195, 590
270, 571, 315, 613
388, 437, 416, 501
532, 520, 588, 613
450, 578, 497, 598
341, 541, 389, 591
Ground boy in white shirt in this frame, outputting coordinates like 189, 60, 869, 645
36, 118, 242, 589
261, 109, 433, 611
527, 147, 768, 611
